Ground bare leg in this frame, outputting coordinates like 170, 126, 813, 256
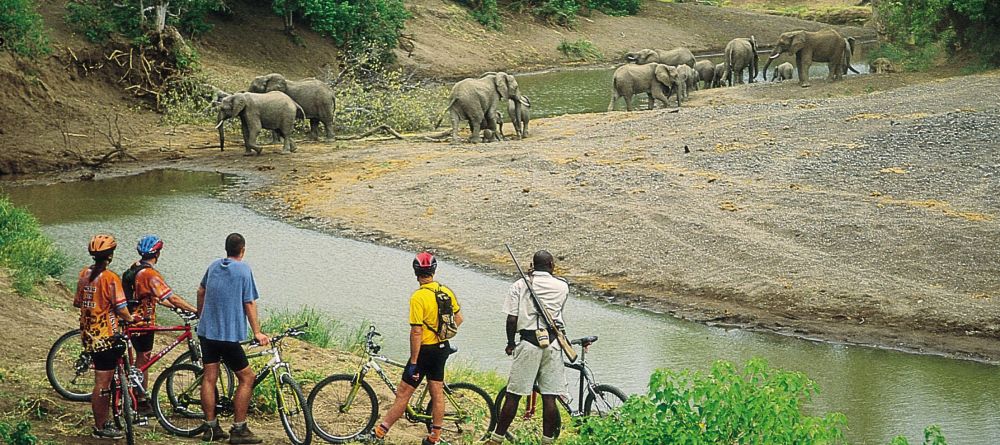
377, 380, 417, 431
92, 370, 113, 428
200, 363, 219, 421
492, 392, 522, 436
233, 366, 255, 423
541, 395, 560, 439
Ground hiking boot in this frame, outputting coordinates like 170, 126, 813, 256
91, 423, 125, 440
198, 422, 229, 442
229, 423, 262, 444
135, 399, 154, 417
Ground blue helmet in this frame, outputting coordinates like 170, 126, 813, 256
136, 235, 164, 256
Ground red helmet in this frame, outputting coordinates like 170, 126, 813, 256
88, 234, 117, 257
412, 251, 437, 276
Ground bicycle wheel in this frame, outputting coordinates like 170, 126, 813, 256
426, 382, 495, 443
117, 366, 136, 445
493, 385, 562, 441
151, 363, 206, 437
583, 384, 627, 416
277, 372, 313, 445
172, 350, 236, 398
46, 329, 92, 402
307, 374, 378, 443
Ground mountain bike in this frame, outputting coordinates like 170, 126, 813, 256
307, 324, 495, 444
46, 308, 233, 402
493, 335, 627, 440
150, 324, 314, 445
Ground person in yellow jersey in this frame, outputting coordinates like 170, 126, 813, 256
370, 252, 463, 445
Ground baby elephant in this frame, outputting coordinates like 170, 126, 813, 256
673, 64, 697, 102
216, 91, 303, 155
506, 95, 531, 139
772, 62, 794, 82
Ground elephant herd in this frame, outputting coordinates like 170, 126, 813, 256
609, 28, 862, 112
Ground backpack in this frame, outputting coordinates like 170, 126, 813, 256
121, 262, 151, 310
426, 284, 459, 341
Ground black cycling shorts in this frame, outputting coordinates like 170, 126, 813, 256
199, 336, 249, 372
91, 345, 126, 371
130, 333, 155, 353
403, 341, 451, 387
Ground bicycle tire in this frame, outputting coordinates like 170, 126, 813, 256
425, 382, 495, 443
307, 374, 378, 443
493, 385, 563, 440
151, 363, 206, 437
46, 329, 92, 402
583, 384, 627, 416
118, 365, 136, 445
278, 372, 314, 445
173, 350, 237, 399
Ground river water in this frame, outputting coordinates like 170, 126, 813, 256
4, 170, 998, 445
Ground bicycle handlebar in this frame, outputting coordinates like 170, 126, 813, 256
171, 307, 198, 321
249, 322, 309, 347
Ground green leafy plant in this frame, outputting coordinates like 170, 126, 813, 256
296, 0, 410, 62
0, 196, 68, 295
536, 0, 579, 26
263, 306, 370, 352
64, 0, 221, 44
0, 0, 51, 57
589, 0, 640, 16
876, 0, 1000, 67
557, 39, 602, 61
868, 42, 941, 72
0, 420, 40, 445
889, 425, 949, 445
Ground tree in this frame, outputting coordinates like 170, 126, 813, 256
0, 0, 51, 57
877, 0, 1000, 65
293, 0, 410, 60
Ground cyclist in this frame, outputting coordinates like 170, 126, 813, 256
487, 250, 569, 445
195, 233, 269, 444
123, 234, 199, 416
370, 251, 463, 445
73, 234, 136, 440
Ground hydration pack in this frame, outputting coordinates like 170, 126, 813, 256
427, 284, 459, 341
121, 262, 151, 310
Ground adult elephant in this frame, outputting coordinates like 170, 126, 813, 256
762, 29, 850, 87
607, 63, 678, 111
723, 36, 759, 85
444, 72, 520, 143
624, 48, 696, 68
216, 92, 303, 155
693, 60, 715, 89
248, 73, 335, 140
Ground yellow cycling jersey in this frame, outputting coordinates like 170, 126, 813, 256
408, 282, 460, 345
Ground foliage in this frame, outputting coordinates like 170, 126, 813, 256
558, 39, 603, 61
569, 359, 847, 445
65, 0, 222, 44
889, 425, 949, 445
535, 0, 579, 26
0, 196, 68, 295
0, 0, 51, 57
334, 51, 450, 134
0, 420, 40, 445
263, 306, 369, 352
876, 0, 1000, 66
868, 42, 941, 72
589, 0, 640, 16
465, 0, 502, 30
296, 0, 410, 61
160, 77, 218, 126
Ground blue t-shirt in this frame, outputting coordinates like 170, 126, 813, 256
197, 258, 259, 342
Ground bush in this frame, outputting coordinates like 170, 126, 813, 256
468, 0, 502, 30
876, 0, 1000, 67
535, 0, 579, 26
569, 359, 847, 445
589, 0, 640, 16
889, 425, 949, 445
299, 0, 410, 62
0, 0, 51, 57
0, 196, 68, 295
64, 0, 222, 44
868, 42, 942, 72
558, 39, 602, 61
0, 420, 40, 445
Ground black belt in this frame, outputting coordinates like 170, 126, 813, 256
518, 328, 559, 347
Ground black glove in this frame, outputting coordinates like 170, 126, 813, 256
403, 362, 420, 382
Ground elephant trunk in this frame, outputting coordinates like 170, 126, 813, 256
761, 55, 776, 81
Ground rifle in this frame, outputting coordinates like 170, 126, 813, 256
505, 244, 578, 363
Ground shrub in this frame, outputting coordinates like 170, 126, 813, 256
558, 39, 602, 61
536, 0, 579, 26
876, 0, 1000, 67
0, 196, 68, 295
589, 0, 640, 16
569, 358, 847, 445
889, 425, 949, 445
0, 420, 40, 445
468, 0, 502, 30
868, 42, 942, 72
64, 0, 222, 44
298, 0, 410, 62
0, 0, 51, 57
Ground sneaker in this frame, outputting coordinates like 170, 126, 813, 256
91, 424, 125, 440
199, 422, 229, 442
229, 423, 263, 444
135, 399, 154, 417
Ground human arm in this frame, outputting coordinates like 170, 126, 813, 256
409, 325, 422, 364
196, 285, 205, 317
163, 295, 198, 313
244, 300, 269, 346
505, 315, 518, 355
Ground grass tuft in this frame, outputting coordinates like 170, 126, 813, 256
0, 196, 67, 295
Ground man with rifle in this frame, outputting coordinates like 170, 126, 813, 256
487, 249, 571, 444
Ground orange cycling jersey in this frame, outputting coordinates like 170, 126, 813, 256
130, 265, 174, 329
74, 267, 127, 352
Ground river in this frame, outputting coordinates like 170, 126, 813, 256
4, 170, 998, 445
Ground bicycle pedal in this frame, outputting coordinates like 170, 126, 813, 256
134, 417, 149, 427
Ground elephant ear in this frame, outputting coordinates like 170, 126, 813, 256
493, 72, 510, 99
232, 94, 248, 115
655, 64, 675, 85
266, 74, 287, 92
789, 31, 807, 55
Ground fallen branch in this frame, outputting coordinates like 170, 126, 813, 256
336, 124, 405, 141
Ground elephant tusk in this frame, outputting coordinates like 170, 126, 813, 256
768, 52, 782, 60
215, 120, 225, 129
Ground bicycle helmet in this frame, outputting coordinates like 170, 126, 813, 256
88, 234, 117, 256
136, 234, 164, 256
412, 251, 437, 276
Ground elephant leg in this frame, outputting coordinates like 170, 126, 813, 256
624, 94, 633, 112
308, 118, 320, 140
646, 92, 655, 110
244, 121, 263, 155
468, 116, 481, 143
484, 109, 499, 143
240, 119, 252, 154
449, 110, 461, 143
797, 53, 811, 87
322, 117, 335, 141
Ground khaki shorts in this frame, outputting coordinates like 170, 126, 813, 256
506, 341, 567, 396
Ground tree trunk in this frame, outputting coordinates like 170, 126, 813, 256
155, 2, 169, 34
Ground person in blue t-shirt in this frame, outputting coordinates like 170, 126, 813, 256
195, 233, 269, 444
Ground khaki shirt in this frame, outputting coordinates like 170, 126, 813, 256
503, 271, 568, 332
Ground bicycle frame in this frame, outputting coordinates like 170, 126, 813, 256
516, 339, 609, 418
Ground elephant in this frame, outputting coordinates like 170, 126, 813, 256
624, 47, 696, 68
712, 62, 726, 88
869, 57, 896, 74
723, 36, 759, 85
693, 60, 716, 89
842, 36, 861, 76
248, 73, 335, 141
772, 62, 794, 81
607, 63, 679, 111
482, 111, 504, 142
443, 72, 520, 143
216, 91, 303, 155
762, 29, 850, 87
673, 64, 697, 101
506, 95, 531, 139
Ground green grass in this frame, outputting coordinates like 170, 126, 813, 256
262, 306, 368, 352
557, 39, 603, 62
0, 196, 67, 295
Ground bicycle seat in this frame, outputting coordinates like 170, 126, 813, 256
570, 336, 598, 347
